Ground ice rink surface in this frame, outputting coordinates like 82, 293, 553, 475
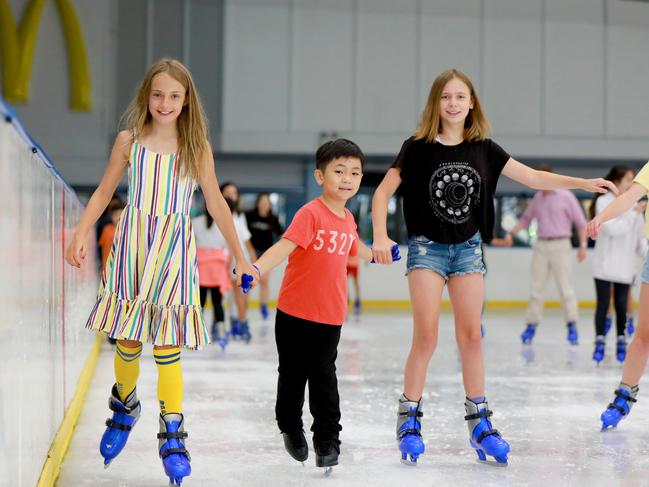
58, 309, 649, 487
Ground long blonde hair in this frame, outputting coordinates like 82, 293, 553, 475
415, 68, 491, 143
121, 58, 208, 180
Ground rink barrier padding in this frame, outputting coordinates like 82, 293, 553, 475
37, 334, 103, 487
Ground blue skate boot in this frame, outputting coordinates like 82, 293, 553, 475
464, 398, 509, 466
100, 385, 141, 468
396, 395, 425, 465
593, 336, 605, 364
567, 321, 579, 345
481, 323, 485, 338
601, 383, 638, 430
230, 317, 240, 339
520, 323, 537, 344
626, 314, 635, 336
604, 315, 612, 336
158, 413, 191, 485
240, 319, 252, 343
261, 302, 269, 321
616, 336, 627, 363
213, 321, 228, 350
354, 298, 361, 317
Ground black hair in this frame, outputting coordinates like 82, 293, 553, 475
589, 165, 633, 219
315, 138, 364, 172
220, 181, 240, 213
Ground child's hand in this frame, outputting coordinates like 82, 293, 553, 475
65, 233, 86, 268
371, 236, 398, 264
582, 178, 618, 195
234, 262, 259, 292
371, 244, 401, 263
587, 217, 602, 240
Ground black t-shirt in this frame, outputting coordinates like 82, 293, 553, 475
246, 210, 283, 252
391, 136, 510, 244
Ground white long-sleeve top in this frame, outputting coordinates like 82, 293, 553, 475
593, 192, 648, 284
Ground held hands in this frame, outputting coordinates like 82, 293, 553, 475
582, 178, 618, 195
587, 217, 602, 240
371, 236, 399, 264
65, 232, 87, 268
233, 262, 260, 294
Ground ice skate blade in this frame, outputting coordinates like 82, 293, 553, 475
400, 458, 418, 466
477, 458, 508, 467
103, 460, 111, 469
323, 466, 333, 477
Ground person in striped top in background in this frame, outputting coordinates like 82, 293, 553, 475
65, 59, 257, 486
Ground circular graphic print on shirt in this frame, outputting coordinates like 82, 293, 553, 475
428, 163, 482, 224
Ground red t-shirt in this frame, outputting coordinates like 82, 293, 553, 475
277, 198, 359, 325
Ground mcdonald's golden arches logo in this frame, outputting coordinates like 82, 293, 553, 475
0, 0, 92, 111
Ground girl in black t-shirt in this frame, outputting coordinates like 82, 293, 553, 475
246, 193, 283, 321
371, 68, 616, 467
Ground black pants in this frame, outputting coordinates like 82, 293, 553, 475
200, 286, 224, 323
594, 278, 629, 337
275, 309, 342, 447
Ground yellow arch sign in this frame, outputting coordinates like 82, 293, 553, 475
0, 0, 92, 111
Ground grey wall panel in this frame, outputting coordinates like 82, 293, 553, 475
418, 12, 482, 109
546, 0, 603, 23
152, 0, 184, 61
608, 0, 649, 27
189, 0, 224, 145
116, 0, 147, 127
223, 0, 290, 132
606, 26, 649, 138
354, 0, 418, 133
544, 22, 605, 136
483, 1, 542, 135
291, 0, 354, 132
420, 0, 481, 17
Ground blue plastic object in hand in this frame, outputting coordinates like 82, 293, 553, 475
232, 267, 254, 294
371, 244, 401, 264
241, 274, 253, 294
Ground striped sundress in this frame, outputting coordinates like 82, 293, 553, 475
86, 140, 209, 349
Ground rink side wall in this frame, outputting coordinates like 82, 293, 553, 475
251, 247, 641, 310
0, 99, 99, 486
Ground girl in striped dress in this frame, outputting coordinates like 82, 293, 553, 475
65, 58, 257, 485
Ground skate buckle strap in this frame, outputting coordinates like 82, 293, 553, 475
105, 418, 133, 431
160, 447, 191, 461
109, 400, 139, 414
157, 431, 189, 440
398, 410, 423, 418
476, 428, 500, 443
398, 428, 422, 438
607, 403, 628, 416
614, 389, 637, 403
464, 409, 493, 421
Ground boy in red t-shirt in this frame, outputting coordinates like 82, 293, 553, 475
254, 139, 383, 471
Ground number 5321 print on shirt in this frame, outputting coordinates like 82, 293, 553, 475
312, 230, 356, 255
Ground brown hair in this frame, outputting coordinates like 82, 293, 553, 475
415, 68, 491, 143
121, 58, 209, 180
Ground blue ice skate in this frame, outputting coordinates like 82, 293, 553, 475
593, 336, 605, 364
240, 319, 252, 344
158, 413, 191, 485
261, 302, 269, 321
520, 323, 536, 344
481, 323, 485, 338
601, 386, 638, 430
604, 315, 612, 336
627, 315, 635, 336
616, 336, 627, 363
211, 321, 228, 351
230, 317, 241, 339
100, 385, 141, 468
567, 321, 579, 345
353, 298, 361, 317
396, 396, 425, 465
464, 399, 509, 466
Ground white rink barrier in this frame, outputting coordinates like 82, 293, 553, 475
0, 98, 98, 486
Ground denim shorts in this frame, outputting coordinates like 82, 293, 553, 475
641, 252, 649, 284
406, 231, 486, 280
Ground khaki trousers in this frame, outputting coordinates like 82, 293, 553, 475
525, 238, 578, 324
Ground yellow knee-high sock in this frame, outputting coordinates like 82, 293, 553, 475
154, 347, 183, 415
114, 342, 143, 402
